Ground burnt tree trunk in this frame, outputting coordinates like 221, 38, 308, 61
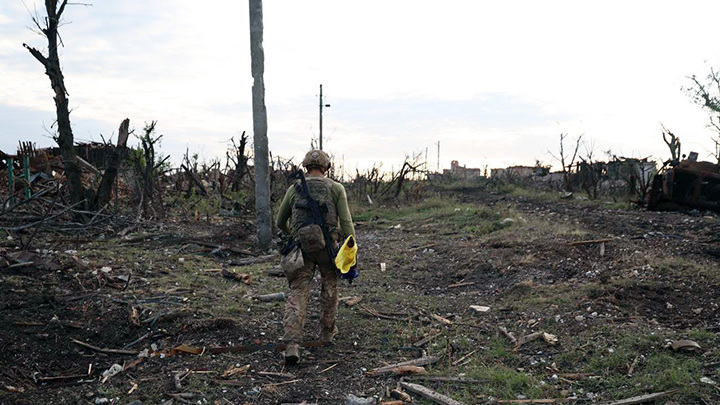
23, 0, 85, 209
94, 118, 130, 210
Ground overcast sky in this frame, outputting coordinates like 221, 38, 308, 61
2, 1, 720, 175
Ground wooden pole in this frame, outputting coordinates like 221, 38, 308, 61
7, 158, 14, 205
22, 155, 31, 199
249, 0, 272, 251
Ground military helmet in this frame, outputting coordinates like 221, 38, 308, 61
302, 149, 330, 170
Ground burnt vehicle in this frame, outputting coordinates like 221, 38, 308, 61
648, 155, 720, 212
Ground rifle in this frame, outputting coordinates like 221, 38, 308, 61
288, 170, 338, 267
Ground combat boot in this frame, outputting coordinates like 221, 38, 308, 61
284, 343, 300, 365
321, 326, 338, 343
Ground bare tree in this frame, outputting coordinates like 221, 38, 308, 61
249, 0, 271, 251
661, 124, 682, 166
226, 132, 249, 192
548, 133, 583, 192
93, 119, 130, 210
578, 138, 602, 200
131, 121, 169, 220
687, 70, 720, 163
23, 0, 84, 207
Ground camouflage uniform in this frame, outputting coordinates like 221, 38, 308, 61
276, 153, 355, 352
282, 247, 339, 343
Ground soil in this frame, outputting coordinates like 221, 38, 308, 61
1, 189, 719, 404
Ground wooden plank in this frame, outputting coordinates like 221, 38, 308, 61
399, 381, 466, 405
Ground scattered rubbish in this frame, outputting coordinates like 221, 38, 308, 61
391, 224, 402, 229
100, 364, 123, 383
346, 394, 376, 405
470, 305, 490, 313
254, 292, 286, 302
167, 344, 205, 356
670, 339, 702, 352
700, 377, 717, 385
380, 263, 386, 272
5, 386, 25, 393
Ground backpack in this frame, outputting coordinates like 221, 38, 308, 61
290, 177, 338, 253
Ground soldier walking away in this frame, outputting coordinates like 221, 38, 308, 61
276, 150, 356, 365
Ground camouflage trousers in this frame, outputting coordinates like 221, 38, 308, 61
282, 249, 338, 344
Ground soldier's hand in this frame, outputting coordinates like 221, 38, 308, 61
341, 265, 358, 284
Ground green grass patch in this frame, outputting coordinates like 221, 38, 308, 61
354, 197, 518, 235
464, 364, 552, 399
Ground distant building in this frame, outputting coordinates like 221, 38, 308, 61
443, 160, 483, 179
491, 165, 545, 180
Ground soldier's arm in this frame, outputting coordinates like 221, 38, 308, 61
276, 187, 294, 234
333, 183, 355, 239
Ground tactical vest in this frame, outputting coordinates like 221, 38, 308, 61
290, 177, 339, 238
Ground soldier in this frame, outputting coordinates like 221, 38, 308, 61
276, 149, 356, 365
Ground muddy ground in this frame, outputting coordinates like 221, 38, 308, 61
1, 186, 719, 404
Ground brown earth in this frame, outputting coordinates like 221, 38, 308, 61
1, 189, 719, 404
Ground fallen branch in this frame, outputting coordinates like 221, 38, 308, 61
189, 240, 254, 256
339, 296, 362, 307
399, 381, 466, 405
257, 371, 295, 379
570, 238, 614, 246
221, 269, 252, 284
35, 373, 87, 382
409, 376, 488, 384
448, 281, 475, 288
431, 314, 452, 325
263, 267, 285, 277
228, 254, 277, 266
71, 339, 138, 355
365, 356, 439, 376
451, 349, 478, 366
358, 304, 408, 321
596, 390, 677, 405
413, 331, 443, 348
514, 331, 558, 351
498, 326, 517, 345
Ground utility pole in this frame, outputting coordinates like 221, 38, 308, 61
436, 141, 440, 172
319, 84, 330, 150
425, 147, 428, 172
249, 0, 271, 251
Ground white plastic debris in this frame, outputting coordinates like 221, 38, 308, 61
470, 305, 491, 313
102, 364, 123, 380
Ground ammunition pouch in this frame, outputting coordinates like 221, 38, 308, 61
280, 244, 304, 280
296, 224, 326, 253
